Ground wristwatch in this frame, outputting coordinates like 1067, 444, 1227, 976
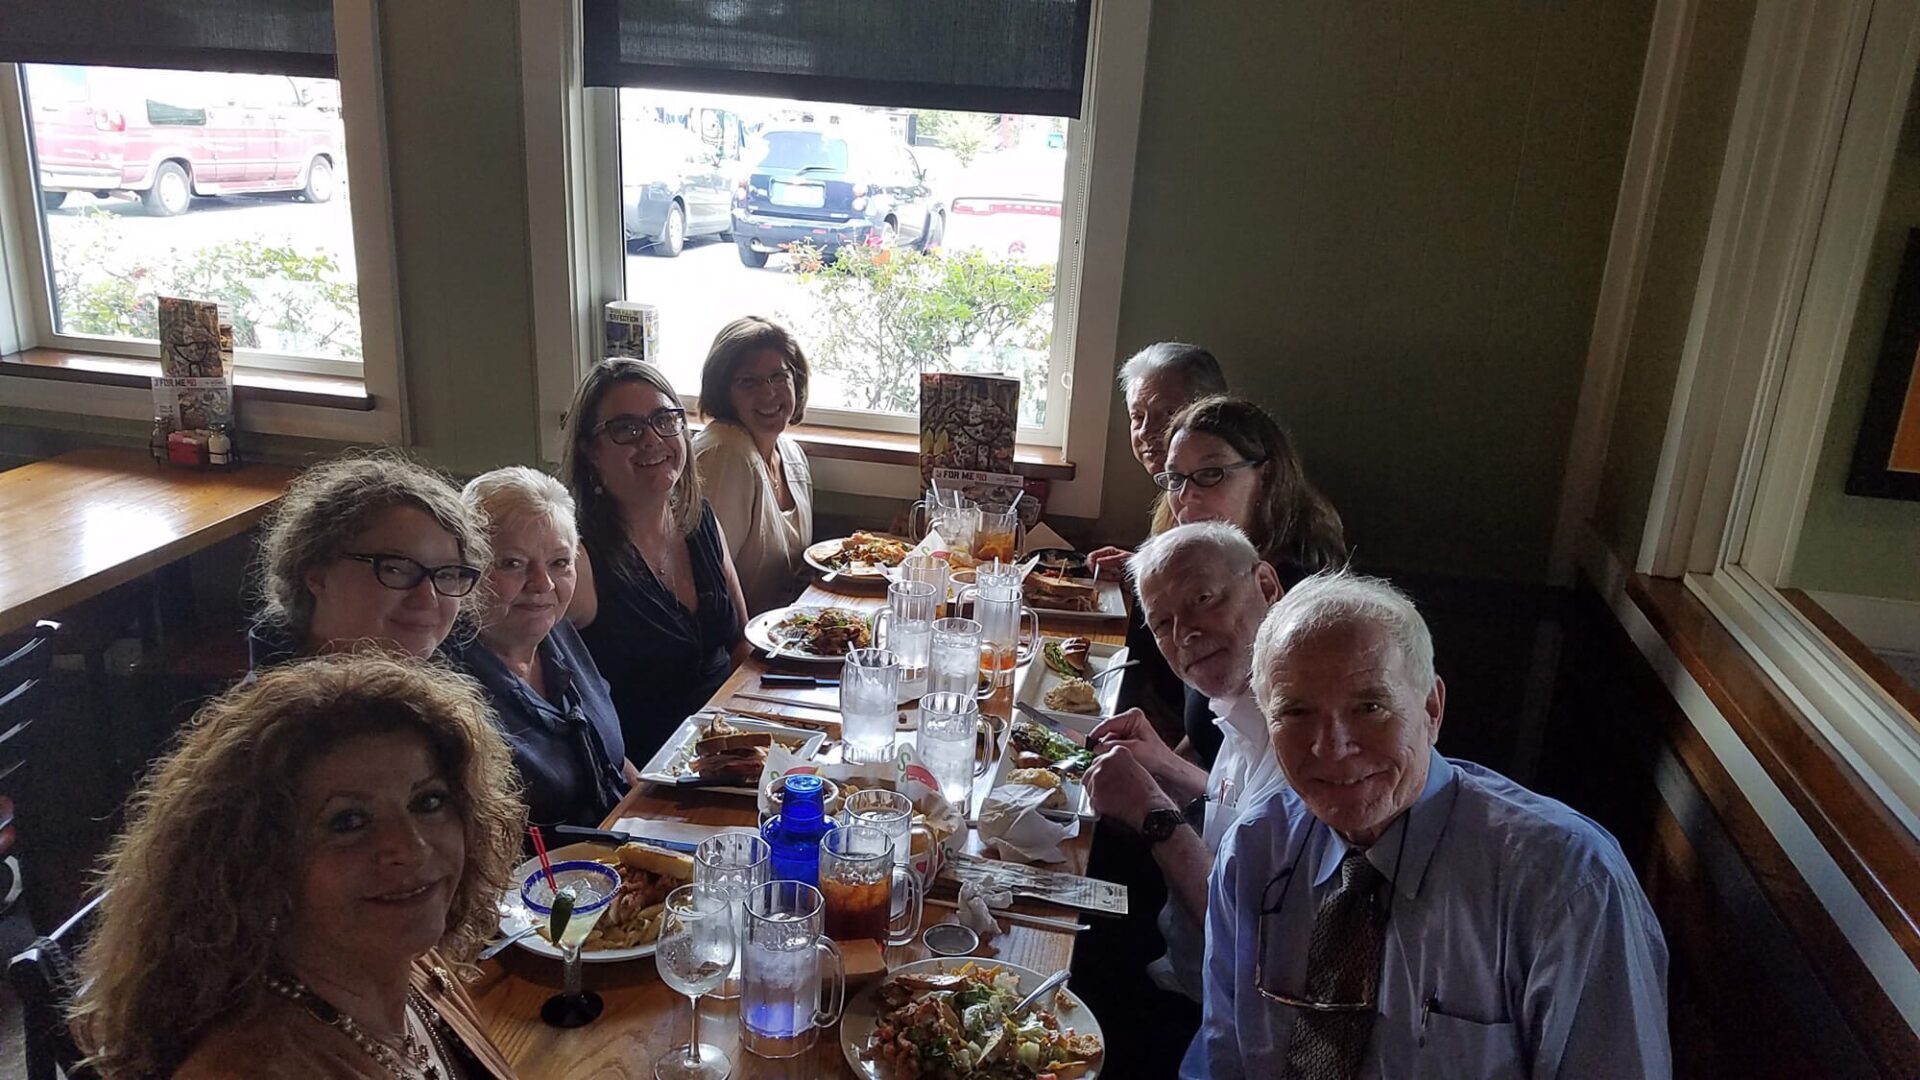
1140, 806, 1185, 844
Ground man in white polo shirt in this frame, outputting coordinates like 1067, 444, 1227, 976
1083, 520, 1286, 1001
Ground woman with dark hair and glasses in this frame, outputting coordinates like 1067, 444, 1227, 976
1158, 395, 1346, 586
249, 452, 489, 668
1158, 396, 1347, 769
691, 315, 815, 614
561, 358, 750, 760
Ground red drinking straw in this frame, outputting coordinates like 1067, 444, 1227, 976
529, 826, 558, 893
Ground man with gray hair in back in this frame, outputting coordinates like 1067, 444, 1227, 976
1183, 571, 1670, 1080
1083, 521, 1287, 1002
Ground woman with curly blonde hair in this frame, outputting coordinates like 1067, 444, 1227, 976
250, 452, 490, 669
71, 653, 526, 1078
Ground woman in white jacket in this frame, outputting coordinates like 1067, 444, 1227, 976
690, 316, 815, 614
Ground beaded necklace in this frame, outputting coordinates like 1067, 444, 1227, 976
262, 973, 447, 1080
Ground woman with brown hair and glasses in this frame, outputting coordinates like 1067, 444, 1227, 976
1157, 395, 1347, 587
561, 358, 750, 760
1156, 394, 1347, 766
249, 453, 490, 669
691, 315, 816, 614
71, 653, 525, 1078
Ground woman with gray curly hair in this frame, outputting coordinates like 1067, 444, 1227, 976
455, 465, 635, 829
249, 453, 490, 668
70, 653, 526, 1078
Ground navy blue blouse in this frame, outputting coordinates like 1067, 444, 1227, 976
453, 620, 629, 828
578, 500, 740, 763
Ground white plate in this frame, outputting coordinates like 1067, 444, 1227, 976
949, 568, 1129, 624
1015, 640, 1128, 735
805, 536, 909, 580
990, 716, 1095, 819
745, 604, 874, 664
840, 957, 1104, 1079
498, 842, 662, 964
637, 712, 827, 793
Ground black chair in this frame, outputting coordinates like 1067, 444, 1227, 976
0, 620, 59, 922
8, 890, 103, 1080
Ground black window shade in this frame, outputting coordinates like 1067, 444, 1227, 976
0, 0, 336, 78
582, 0, 1092, 118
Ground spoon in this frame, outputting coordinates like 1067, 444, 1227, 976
478, 924, 540, 961
1013, 968, 1072, 1015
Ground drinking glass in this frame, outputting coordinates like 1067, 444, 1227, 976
871, 580, 937, 694
955, 577, 1038, 689
840, 647, 901, 764
895, 551, 951, 616
520, 860, 621, 1027
818, 825, 923, 945
974, 502, 1026, 563
929, 616, 990, 698
693, 831, 770, 1000
840, 788, 915, 873
917, 691, 997, 812
652, 884, 737, 1080
741, 881, 847, 1059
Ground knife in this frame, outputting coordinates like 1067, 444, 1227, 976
549, 824, 700, 854
762, 673, 840, 688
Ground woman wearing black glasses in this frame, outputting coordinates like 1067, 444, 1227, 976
1159, 396, 1347, 587
561, 358, 750, 761
1158, 396, 1347, 767
249, 452, 489, 668
691, 316, 815, 614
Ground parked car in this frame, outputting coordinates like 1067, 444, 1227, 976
621, 121, 735, 257
731, 126, 943, 268
940, 149, 1066, 264
25, 65, 341, 217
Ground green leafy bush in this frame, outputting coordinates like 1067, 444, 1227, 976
48, 208, 361, 359
782, 240, 1056, 426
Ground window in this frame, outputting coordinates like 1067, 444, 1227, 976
0, 1, 405, 437
614, 88, 1071, 435
1637, 0, 1920, 828
523, 0, 1146, 513
17, 63, 360, 374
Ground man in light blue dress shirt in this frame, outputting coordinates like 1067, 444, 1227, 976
1183, 571, 1670, 1079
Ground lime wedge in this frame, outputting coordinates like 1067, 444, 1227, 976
548, 886, 575, 942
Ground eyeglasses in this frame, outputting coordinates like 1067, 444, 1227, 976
1153, 458, 1266, 493
591, 408, 686, 445
1253, 814, 1406, 1012
340, 553, 482, 597
1254, 868, 1377, 1012
733, 367, 794, 395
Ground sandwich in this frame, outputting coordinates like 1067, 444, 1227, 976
1025, 573, 1099, 612
688, 716, 774, 782
1043, 636, 1093, 679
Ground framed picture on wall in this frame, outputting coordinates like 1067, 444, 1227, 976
1849, 228, 1920, 500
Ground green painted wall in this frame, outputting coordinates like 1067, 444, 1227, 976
1091, 0, 1654, 583
1788, 72, 1920, 602
1592, 0, 1755, 561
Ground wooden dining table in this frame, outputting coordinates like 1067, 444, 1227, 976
0, 445, 297, 636
471, 573, 1129, 1078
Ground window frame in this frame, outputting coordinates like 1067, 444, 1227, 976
589, 91, 1078, 446
1634, 0, 1920, 828
0, 0, 407, 444
518, 0, 1150, 518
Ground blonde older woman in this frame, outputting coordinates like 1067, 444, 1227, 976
692, 316, 816, 614
562, 358, 751, 760
71, 654, 524, 1078
250, 453, 489, 668
456, 466, 635, 828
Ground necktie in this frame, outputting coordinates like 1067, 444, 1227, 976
1284, 849, 1388, 1080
